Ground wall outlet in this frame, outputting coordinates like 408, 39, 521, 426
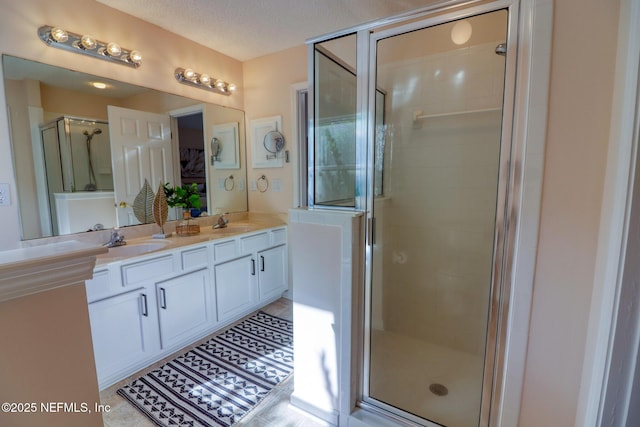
249, 180, 257, 192
0, 183, 10, 206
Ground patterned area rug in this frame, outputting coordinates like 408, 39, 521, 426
117, 311, 293, 426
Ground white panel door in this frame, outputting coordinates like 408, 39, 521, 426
108, 106, 175, 226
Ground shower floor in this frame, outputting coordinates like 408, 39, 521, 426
369, 328, 484, 427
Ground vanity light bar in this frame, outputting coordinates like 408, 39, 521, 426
174, 68, 236, 96
38, 25, 142, 69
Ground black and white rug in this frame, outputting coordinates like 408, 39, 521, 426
117, 311, 293, 426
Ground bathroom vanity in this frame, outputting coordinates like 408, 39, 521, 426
85, 222, 288, 389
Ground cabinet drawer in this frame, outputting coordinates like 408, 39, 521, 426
271, 228, 287, 245
181, 246, 209, 270
240, 232, 269, 253
86, 268, 115, 303
122, 254, 174, 286
213, 239, 237, 262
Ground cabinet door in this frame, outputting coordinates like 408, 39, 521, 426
215, 255, 257, 321
156, 268, 210, 350
88, 289, 159, 386
258, 244, 288, 301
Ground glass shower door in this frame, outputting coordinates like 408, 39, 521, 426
367, 10, 509, 427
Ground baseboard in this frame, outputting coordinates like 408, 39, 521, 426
290, 393, 339, 426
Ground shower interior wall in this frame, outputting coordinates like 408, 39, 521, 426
374, 34, 507, 356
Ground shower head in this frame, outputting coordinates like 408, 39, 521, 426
495, 43, 507, 56
83, 128, 103, 137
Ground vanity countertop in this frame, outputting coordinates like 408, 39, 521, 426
94, 214, 287, 265
0, 240, 107, 273
0, 240, 108, 302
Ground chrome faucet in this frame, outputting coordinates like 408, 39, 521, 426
104, 228, 126, 248
213, 213, 229, 229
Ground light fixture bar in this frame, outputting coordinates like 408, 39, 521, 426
38, 25, 142, 68
174, 68, 235, 96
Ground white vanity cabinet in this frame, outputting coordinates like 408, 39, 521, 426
215, 255, 257, 321
156, 268, 212, 349
86, 225, 288, 390
257, 244, 288, 301
88, 287, 160, 385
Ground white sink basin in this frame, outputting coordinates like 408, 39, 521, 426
99, 242, 169, 259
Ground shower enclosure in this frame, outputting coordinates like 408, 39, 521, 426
39, 117, 113, 235
308, 1, 519, 426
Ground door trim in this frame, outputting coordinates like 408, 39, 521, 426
576, 0, 640, 425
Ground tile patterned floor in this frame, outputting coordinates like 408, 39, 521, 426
100, 298, 326, 427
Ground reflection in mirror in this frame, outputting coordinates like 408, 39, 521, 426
3, 55, 248, 240
313, 34, 357, 207
312, 34, 385, 207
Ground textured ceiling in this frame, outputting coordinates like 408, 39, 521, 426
96, 0, 436, 61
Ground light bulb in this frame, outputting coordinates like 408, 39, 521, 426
80, 35, 97, 50
50, 27, 68, 43
228, 83, 237, 92
199, 74, 211, 85
215, 79, 225, 89
451, 20, 472, 45
183, 68, 196, 81
92, 82, 107, 89
106, 42, 121, 57
128, 50, 142, 65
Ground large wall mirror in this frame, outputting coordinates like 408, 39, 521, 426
3, 55, 248, 240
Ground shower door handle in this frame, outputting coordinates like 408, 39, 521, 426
368, 217, 376, 245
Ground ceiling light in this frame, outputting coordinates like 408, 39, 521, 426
80, 35, 97, 50
183, 68, 197, 81
451, 20, 472, 45
174, 68, 233, 96
38, 25, 142, 68
50, 27, 68, 43
106, 42, 121, 57
199, 74, 211, 85
128, 50, 142, 65
92, 82, 107, 89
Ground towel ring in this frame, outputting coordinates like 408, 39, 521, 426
224, 175, 235, 191
257, 175, 269, 193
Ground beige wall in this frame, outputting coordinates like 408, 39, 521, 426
0, 0, 244, 251
0, 284, 102, 427
242, 45, 308, 213
519, 0, 620, 425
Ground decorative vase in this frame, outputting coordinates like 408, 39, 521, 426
175, 210, 200, 236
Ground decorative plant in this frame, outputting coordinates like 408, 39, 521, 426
163, 182, 202, 210
132, 179, 155, 224
153, 183, 169, 235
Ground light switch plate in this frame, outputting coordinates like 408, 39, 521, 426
272, 179, 282, 192
0, 183, 10, 206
